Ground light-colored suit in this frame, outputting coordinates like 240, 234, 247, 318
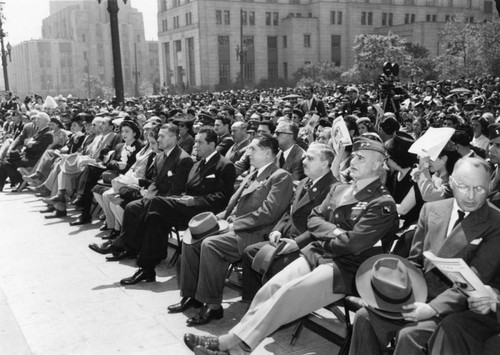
180, 162, 294, 304
349, 198, 500, 355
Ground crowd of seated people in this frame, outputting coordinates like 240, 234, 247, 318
1, 75, 500, 354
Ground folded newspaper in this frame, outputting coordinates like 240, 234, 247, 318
423, 251, 497, 298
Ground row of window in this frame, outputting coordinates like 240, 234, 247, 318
333, 11, 475, 26
161, 12, 193, 31
216, 34, 341, 84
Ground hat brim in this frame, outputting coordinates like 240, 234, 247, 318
183, 220, 230, 245
355, 254, 427, 317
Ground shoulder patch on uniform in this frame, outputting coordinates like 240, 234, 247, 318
382, 204, 394, 215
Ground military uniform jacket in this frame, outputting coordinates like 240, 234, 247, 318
297, 178, 399, 295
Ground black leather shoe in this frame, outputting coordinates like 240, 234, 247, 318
44, 210, 67, 219
40, 206, 56, 213
119, 268, 155, 285
70, 196, 83, 207
184, 333, 220, 351
186, 306, 224, 326
88, 241, 120, 255
105, 249, 135, 261
99, 224, 109, 231
69, 215, 91, 226
101, 229, 120, 240
168, 297, 203, 313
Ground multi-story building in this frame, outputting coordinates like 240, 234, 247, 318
9, 0, 160, 98
158, 0, 495, 89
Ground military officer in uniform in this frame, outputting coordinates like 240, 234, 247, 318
183, 133, 399, 355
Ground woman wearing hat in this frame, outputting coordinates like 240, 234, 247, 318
96, 125, 159, 238
385, 131, 423, 228
48, 116, 68, 150
90, 120, 143, 223
173, 116, 195, 154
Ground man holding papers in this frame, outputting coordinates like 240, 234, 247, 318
349, 157, 500, 355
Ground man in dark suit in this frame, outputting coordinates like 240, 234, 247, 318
0, 112, 53, 191
225, 121, 250, 163
183, 135, 399, 355
486, 123, 500, 208
214, 116, 234, 156
117, 127, 236, 285
88, 123, 194, 255
275, 121, 305, 181
169, 134, 293, 326
349, 157, 500, 355
241, 142, 337, 301
300, 88, 327, 118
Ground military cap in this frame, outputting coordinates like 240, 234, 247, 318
352, 133, 386, 155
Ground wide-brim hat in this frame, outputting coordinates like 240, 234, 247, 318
252, 240, 294, 276
183, 212, 229, 245
120, 119, 141, 139
356, 254, 427, 319
385, 131, 417, 165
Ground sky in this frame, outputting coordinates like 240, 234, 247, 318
2, 0, 158, 46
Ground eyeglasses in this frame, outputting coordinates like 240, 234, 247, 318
450, 176, 487, 195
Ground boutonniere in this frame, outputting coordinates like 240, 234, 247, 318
312, 187, 317, 193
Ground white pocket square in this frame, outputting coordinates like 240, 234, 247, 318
206, 174, 216, 178
470, 238, 482, 245
167, 170, 173, 177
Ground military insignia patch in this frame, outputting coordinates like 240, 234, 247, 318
382, 205, 393, 215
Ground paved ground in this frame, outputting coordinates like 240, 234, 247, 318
0, 189, 342, 355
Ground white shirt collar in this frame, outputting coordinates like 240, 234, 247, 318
257, 161, 274, 178
282, 145, 293, 160
446, 199, 470, 237
203, 150, 218, 163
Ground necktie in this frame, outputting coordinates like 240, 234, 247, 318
299, 180, 313, 200
279, 153, 286, 168
452, 210, 465, 230
199, 158, 206, 171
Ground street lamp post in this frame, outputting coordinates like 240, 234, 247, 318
133, 42, 140, 97
0, 3, 11, 92
97, 0, 126, 104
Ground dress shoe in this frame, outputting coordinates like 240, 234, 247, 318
69, 215, 91, 226
40, 206, 56, 213
168, 297, 203, 313
186, 306, 224, 326
193, 346, 229, 355
88, 241, 121, 255
101, 229, 120, 240
70, 196, 83, 207
35, 190, 51, 198
119, 268, 155, 285
184, 333, 220, 351
105, 249, 136, 261
44, 195, 65, 205
44, 210, 67, 219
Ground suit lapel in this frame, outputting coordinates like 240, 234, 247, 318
186, 152, 219, 186
240, 163, 277, 198
283, 145, 299, 170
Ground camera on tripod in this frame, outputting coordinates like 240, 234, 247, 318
379, 61, 399, 97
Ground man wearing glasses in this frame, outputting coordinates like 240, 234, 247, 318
350, 157, 500, 355
274, 121, 305, 181
486, 123, 500, 208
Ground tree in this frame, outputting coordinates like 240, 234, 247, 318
80, 74, 108, 99
404, 43, 438, 81
293, 61, 346, 87
436, 14, 483, 78
479, 18, 500, 76
352, 33, 413, 82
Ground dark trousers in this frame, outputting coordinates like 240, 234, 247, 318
79, 165, 105, 218
126, 196, 208, 269
111, 198, 154, 250
0, 158, 36, 187
242, 241, 300, 301
349, 307, 439, 355
428, 310, 500, 355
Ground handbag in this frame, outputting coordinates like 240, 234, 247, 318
118, 185, 142, 202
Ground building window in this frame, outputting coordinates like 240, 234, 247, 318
362, 12, 366, 25
283, 35, 287, 48
216, 10, 222, 25
331, 35, 341, 66
304, 34, 311, 48
426, 14, 431, 22
338, 11, 343, 25
175, 40, 182, 52
382, 13, 387, 26
388, 13, 393, 26
173, 16, 180, 28
404, 13, 409, 24
368, 12, 373, 25
484, 1, 493, 13
218, 36, 230, 84
243, 36, 255, 83
330, 11, 336, 24
432, 14, 437, 22
468, 16, 474, 23
266, 12, 271, 26
224, 10, 230, 25
273, 12, 279, 26
242, 11, 247, 25
283, 62, 288, 79
267, 36, 278, 79
249, 11, 255, 25
186, 12, 192, 26
411, 14, 415, 23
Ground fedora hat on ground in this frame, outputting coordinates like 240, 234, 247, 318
356, 254, 427, 319
182, 212, 229, 245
